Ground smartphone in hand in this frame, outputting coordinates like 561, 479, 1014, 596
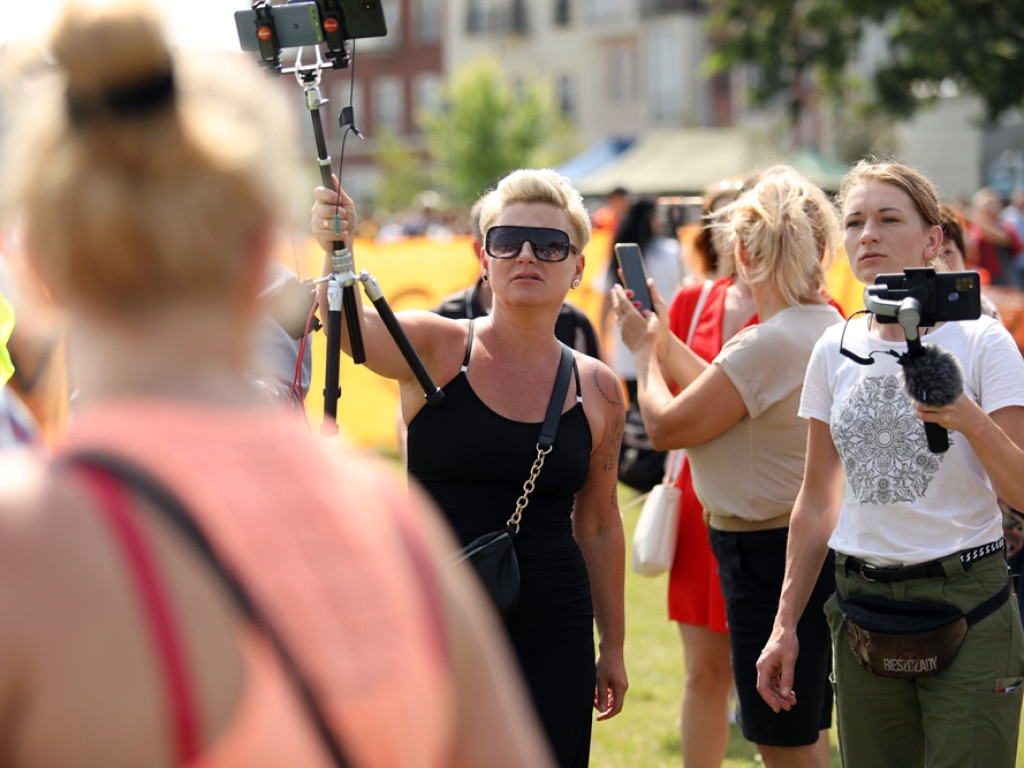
614, 242, 653, 312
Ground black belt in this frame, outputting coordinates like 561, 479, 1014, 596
844, 538, 1006, 583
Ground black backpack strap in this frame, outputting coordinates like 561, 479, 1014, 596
60, 451, 354, 768
539, 343, 575, 449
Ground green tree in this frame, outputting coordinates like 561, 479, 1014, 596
706, 0, 1024, 123
420, 57, 577, 207
373, 127, 433, 215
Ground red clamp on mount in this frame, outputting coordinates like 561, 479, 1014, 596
252, 1, 281, 72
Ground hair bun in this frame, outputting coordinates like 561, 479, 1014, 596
51, 1, 174, 125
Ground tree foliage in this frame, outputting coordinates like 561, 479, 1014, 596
372, 127, 433, 215
420, 57, 576, 207
706, 0, 1024, 123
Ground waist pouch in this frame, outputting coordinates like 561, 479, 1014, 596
838, 582, 1010, 679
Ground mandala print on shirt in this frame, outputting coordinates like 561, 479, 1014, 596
833, 374, 943, 504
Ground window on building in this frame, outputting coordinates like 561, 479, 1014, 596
556, 74, 576, 120
374, 77, 405, 134
465, 0, 530, 34
647, 27, 683, 122
415, 0, 441, 43
555, 0, 571, 25
587, 0, 629, 23
412, 74, 442, 130
607, 44, 635, 104
640, 0, 699, 16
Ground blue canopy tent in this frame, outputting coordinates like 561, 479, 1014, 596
554, 138, 635, 185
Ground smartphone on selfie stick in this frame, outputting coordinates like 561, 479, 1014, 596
614, 242, 653, 312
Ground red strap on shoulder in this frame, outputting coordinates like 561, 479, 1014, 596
77, 466, 202, 764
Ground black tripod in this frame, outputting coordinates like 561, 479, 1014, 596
288, 52, 442, 434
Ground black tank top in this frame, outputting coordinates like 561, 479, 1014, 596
407, 320, 594, 626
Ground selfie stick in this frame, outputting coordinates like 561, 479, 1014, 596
294, 61, 441, 435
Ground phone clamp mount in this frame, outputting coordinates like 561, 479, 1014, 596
861, 268, 981, 453
240, 2, 442, 435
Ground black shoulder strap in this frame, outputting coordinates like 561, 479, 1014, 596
60, 452, 354, 768
539, 344, 575, 449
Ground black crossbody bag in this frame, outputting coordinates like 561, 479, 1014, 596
453, 343, 577, 618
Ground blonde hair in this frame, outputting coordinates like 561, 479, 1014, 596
838, 158, 941, 228
714, 166, 838, 306
1, 0, 299, 314
478, 169, 592, 252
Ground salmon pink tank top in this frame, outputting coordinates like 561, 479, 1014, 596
62, 399, 455, 768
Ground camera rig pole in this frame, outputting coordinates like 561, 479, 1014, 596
294, 61, 441, 436
297, 67, 365, 436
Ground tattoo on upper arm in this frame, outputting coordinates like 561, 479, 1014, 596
593, 367, 623, 406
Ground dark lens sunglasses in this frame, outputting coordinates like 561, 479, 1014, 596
484, 225, 578, 263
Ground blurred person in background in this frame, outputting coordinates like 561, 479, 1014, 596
1000, 188, 1024, 289
957, 187, 1022, 287
597, 198, 685, 492
0, 3, 556, 767
591, 186, 630, 233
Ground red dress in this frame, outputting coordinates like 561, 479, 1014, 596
665, 277, 754, 633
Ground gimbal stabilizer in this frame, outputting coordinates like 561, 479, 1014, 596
863, 269, 981, 453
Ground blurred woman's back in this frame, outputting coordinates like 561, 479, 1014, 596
0, 2, 554, 767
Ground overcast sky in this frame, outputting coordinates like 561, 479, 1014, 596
3, 2, 257, 51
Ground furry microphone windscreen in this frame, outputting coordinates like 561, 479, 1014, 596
898, 344, 964, 407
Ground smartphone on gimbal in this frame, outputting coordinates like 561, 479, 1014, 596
235, 2, 323, 51
235, 0, 387, 53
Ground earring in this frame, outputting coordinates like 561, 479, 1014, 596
571, 279, 580, 289
481, 273, 490, 283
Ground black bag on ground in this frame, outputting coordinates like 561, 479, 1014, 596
618, 379, 666, 493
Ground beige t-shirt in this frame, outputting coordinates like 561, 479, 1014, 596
689, 303, 842, 532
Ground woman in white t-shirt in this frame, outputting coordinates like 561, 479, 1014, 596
757, 159, 1024, 768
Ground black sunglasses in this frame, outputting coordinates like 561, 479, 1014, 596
484, 225, 578, 263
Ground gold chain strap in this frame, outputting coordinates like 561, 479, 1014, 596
506, 443, 553, 533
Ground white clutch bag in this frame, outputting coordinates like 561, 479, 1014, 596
631, 450, 683, 577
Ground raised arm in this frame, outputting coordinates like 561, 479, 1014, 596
610, 281, 745, 450
310, 179, 457, 391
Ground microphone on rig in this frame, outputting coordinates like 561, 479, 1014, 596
898, 343, 964, 453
